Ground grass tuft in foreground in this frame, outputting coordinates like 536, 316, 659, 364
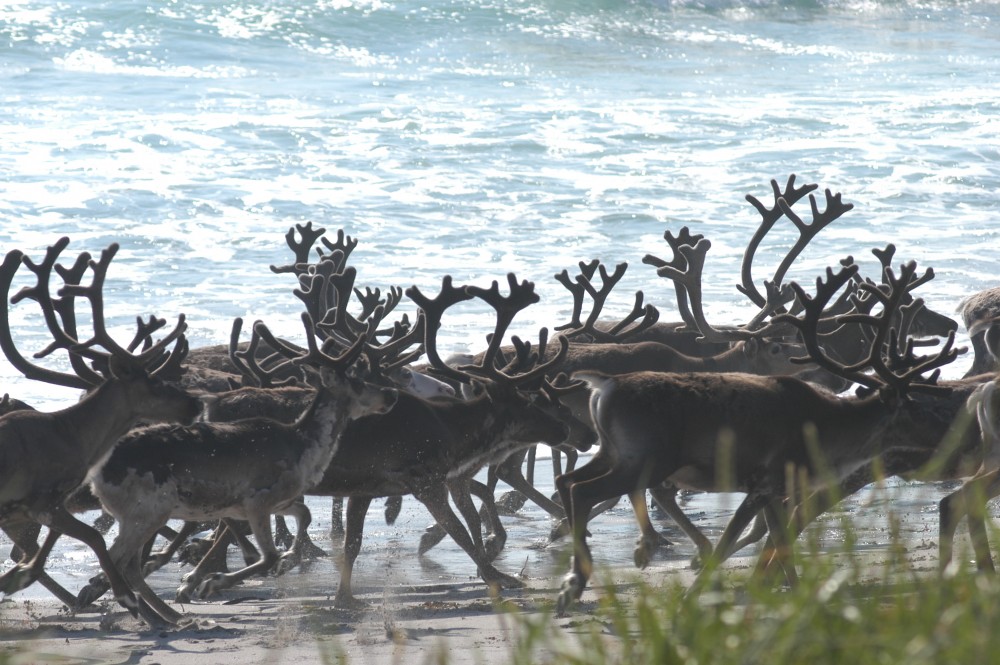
502, 516, 1000, 665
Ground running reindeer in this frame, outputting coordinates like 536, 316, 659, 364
0, 238, 202, 623
296, 271, 593, 607
554, 257, 962, 615
77, 263, 399, 625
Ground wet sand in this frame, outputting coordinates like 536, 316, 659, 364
0, 454, 970, 664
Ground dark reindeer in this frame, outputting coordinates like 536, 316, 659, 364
554, 259, 961, 615
0, 238, 201, 623
80, 305, 397, 625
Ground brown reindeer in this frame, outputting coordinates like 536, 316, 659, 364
554, 260, 961, 614
0, 238, 201, 623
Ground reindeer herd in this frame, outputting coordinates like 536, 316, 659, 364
2, 174, 1000, 628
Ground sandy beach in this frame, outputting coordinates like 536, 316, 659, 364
0, 467, 958, 665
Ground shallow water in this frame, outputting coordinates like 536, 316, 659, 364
1, 0, 999, 602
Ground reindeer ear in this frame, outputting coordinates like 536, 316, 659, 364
985, 320, 1000, 364
742, 337, 760, 357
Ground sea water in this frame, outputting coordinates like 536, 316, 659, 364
1, 0, 998, 600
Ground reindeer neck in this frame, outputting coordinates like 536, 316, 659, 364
59, 381, 149, 471
294, 388, 353, 441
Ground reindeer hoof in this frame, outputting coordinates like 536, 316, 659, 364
484, 533, 507, 562
175, 586, 193, 604
76, 579, 111, 608
276, 551, 301, 576
177, 538, 212, 566
384, 496, 403, 525
556, 573, 584, 617
495, 490, 528, 516
481, 567, 524, 590
549, 520, 590, 542
194, 572, 226, 599
549, 519, 570, 541
633, 532, 671, 569
0, 566, 36, 596
333, 591, 368, 610
418, 523, 447, 555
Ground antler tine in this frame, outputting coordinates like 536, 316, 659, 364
40, 245, 108, 383
354, 285, 404, 336
603, 290, 660, 340
405, 276, 476, 384
295, 257, 366, 341
643, 226, 704, 330
254, 312, 368, 376
459, 328, 571, 388
464, 273, 539, 375
127, 315, 168, 353
555, 260, 650, 342
773, 265, 882, 390
319, 229, 359, 270
12, 238, 89, 362
739, 175, 819, 307
0, 247, 93, 390
657, 239, 753, 343
797, 259, 959, 397
553, 259, 600, 332
836, 261, 954, 395
149, 335, 189, 381
229, 317, 299, 388
540, 371, 588, 401
363, 311, 427, 375
744, 280, 796, 332
871, 244, 896, 282
58, 244, 188, 367
577, 262, 627, 332
769, 188, 854, 294
269, 222, 327, 274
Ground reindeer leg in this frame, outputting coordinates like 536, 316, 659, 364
329, 497, 345, 538
276, 500, 317, 573
384, 496, 403, 525
414, 485, 523, 593
551, 454, 612, 541
952, 469, 1000, 572
690, 492, 771, 594
276, 498, 325, 561
759, 499, 798, 587
556, 459, 640, 616
120, 531, 185, 626
964, 468, 1000, 573
227, 519, 262, 566
449, 478, 487, 558
631, 489, 672, 570
143, 521, 201, 576
193, 510, 280, 599
177, 524, 238, 601
334, 496, 372, 608
273, 514, 295, 550
496, 452, 564, 519
469, 479, 506, 561
490, 451, 529, 516
940, 480, 975, 573
0, 525, 77, 608
649, 483, 713, 568
43, 506, 147, 620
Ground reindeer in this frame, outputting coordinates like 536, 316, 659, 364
79, 304, 398, 625
554, 260, 962, 615
936, 373, 1000, 573
285, 272, 593, 608
0, 238, 201, 623
957, 286, 1000, 378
